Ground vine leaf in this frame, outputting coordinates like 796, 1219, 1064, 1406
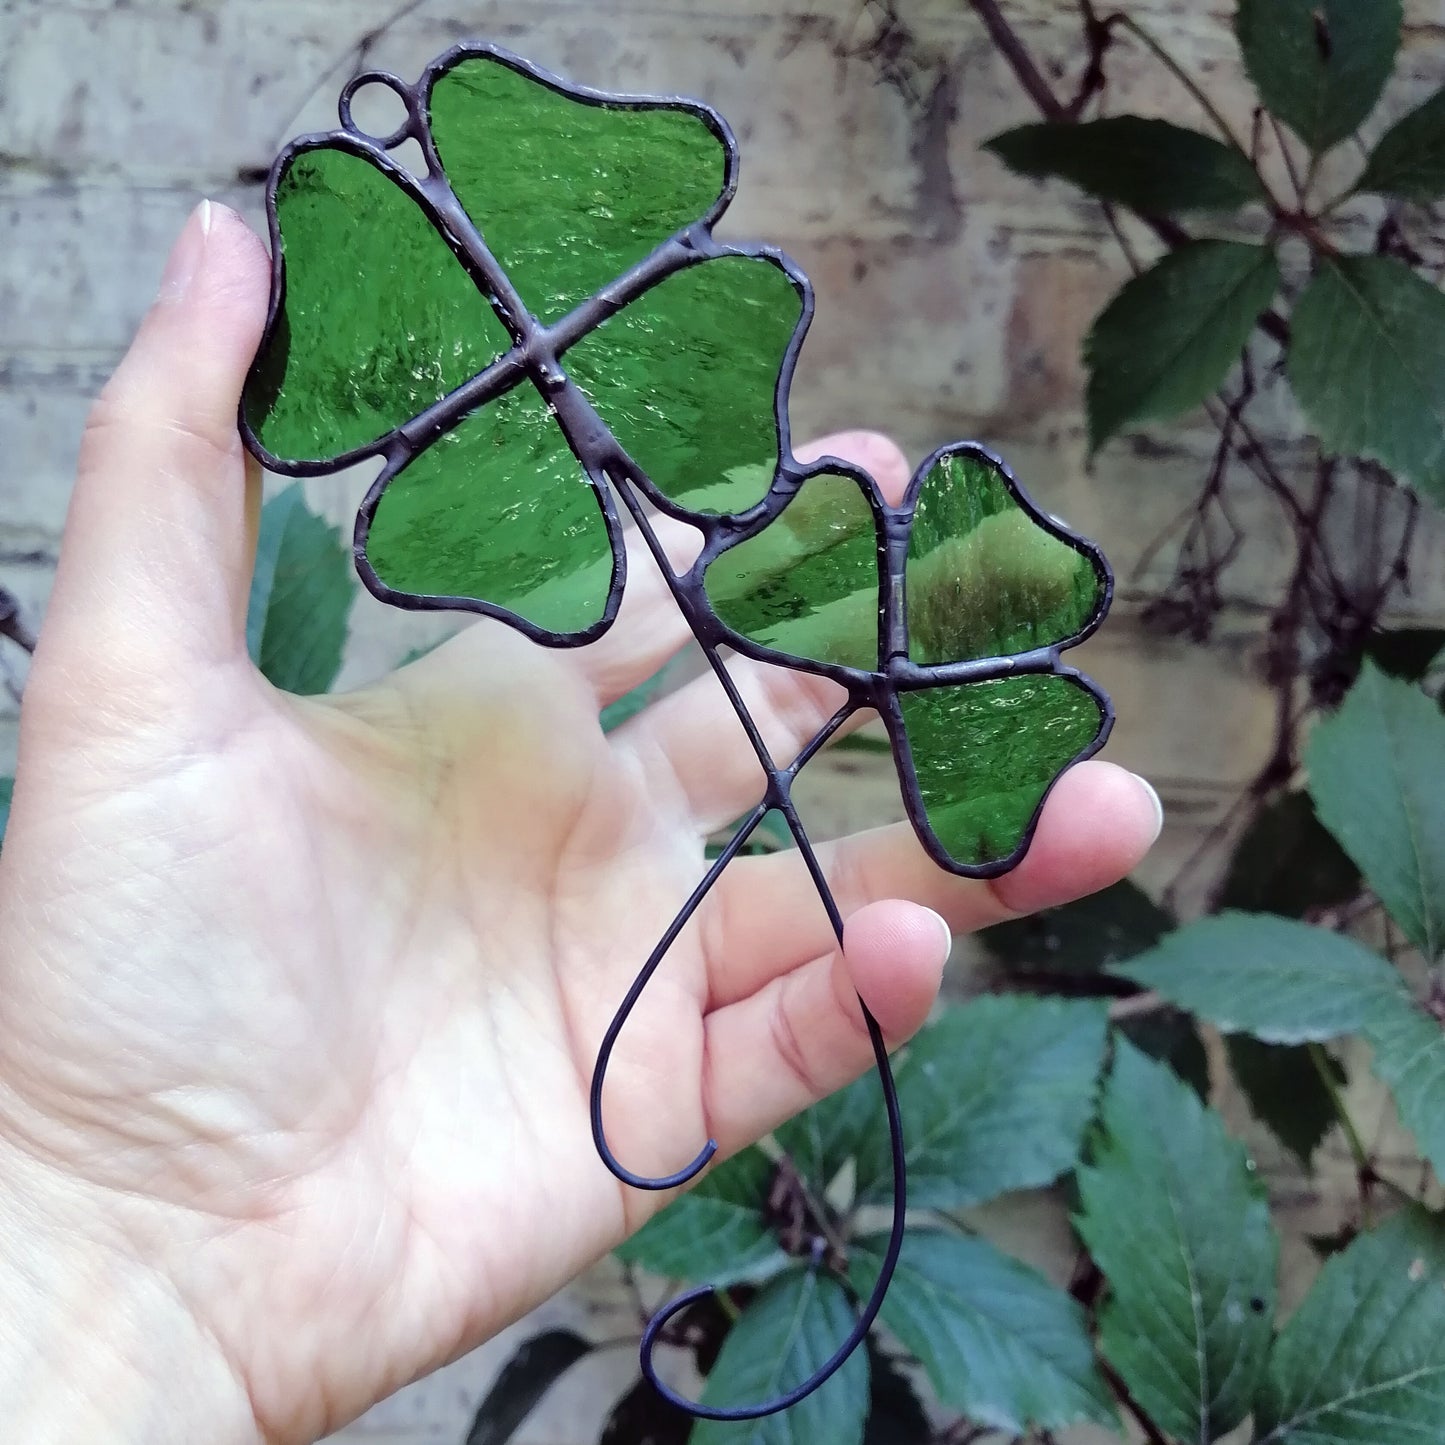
1306, 663, 1445, 960
246, 484, 355, 695
1086, 240, 1280, 453
861, 1343, 931, 1445
774, 1072, 878, 1195
982, 878, 1171, 977
850, 1229, 1116, 1434
1290, 255, 1445, 503
850, 997, 1109, 1209
1358, 86, 1445, 202
1253, 1209, 1445, 1443
1226, 1037, 1345, 1167
985, 116, 1265, 213
1113, 912, 1405, 1044
1236, 0, 1402, 153
0, 775, 11, 853
1361, 1001, 1445, 1186
613, 1147, 786, 1286
242, 51, 807, 641
1077, 1043, 1278, 1443
1218, 790, 1360, 918
691, 1269, 870, 1445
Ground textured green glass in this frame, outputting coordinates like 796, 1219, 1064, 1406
429, 56, 728, 322
906, 453, 1103, 665
900, 676, 1104, 867
245, 147, 510, 463
364, 385, 613, 632
567, 257, 802, 513
704, 472, 883, 669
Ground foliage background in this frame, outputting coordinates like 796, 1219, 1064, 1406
3, 1, 1445, 1442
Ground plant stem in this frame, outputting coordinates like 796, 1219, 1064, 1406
714, 1288, 742, 1325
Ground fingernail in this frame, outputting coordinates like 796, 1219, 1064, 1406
923, 907, 954, 960
157, 199, 212, 303
1133, 773, 1165, 844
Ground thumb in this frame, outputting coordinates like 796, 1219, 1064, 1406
41, 201, 271, 692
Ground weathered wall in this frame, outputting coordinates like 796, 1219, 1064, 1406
4, 2, 1445, 1441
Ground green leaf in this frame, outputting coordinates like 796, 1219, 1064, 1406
567, 253, 804, 515
853, 997, 1109, 1209
244, 145, 511, 465
1227, 1037, 1344, 1166
851, 1230, 1116, 1433
615, 1148, 785, 1286
774, 1073, 877, 1193
1086, 241, 1280, 452
1236, 0, 1402, 153
704, 468, 883, 671
0, 775, 11, 853
1289, 255, 1445, 501
1077, 1043, 1278, 1443
1254, 1209, 1445, 1443
897, 675, 1108, 872
985, 116, 1264, 213
692, 1269, 869, 1445
1359, 87, 1445, 202
983, 878, 1171, 976
904, 448, 1107, 666
429, 52, 727, 323
246, 484, 355, 695
463, 1329, 593, 1445
1361, 997, 1445, 1184
1113, 912, 1405, 1044
1219, 791, 1361, 918
1307, 662, 1445, 959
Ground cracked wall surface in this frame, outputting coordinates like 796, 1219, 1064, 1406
4, 2, 1445, 1441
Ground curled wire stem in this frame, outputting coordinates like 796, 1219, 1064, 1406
588, 473, 910, 1418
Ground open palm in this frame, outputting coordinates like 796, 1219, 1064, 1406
0, 205, 1159, 1445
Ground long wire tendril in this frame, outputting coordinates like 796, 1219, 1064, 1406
588, 470, 909, 1418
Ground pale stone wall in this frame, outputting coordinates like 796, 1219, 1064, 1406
4, 2, 1445, 1440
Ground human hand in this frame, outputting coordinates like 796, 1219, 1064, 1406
0, 203, 1161, 1444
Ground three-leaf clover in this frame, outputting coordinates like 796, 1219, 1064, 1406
702, 444, 1112, 874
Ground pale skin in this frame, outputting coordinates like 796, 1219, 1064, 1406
0, 202, 1161, 1444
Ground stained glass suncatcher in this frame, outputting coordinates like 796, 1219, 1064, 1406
241, 43, 1114, 1422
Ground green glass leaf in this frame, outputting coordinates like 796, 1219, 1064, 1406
705, 470, 883, 670
904, 450, 1104, 666
1086, 240, 1280, 452
245, 145, 510, 465
613, 1147, 786, 1287
1236, 0, 1402, 153
1358, 86, 1445, 203
566, 255, 803, 514
1289, 255, 1445, 501
1254, 1209, 1445, 1444
850, 996, 1109, 1210
692, 1269, 869, 1445
850, 1230, 1116, 1434
985, 116, 1265, 213
246, 484, 355, 696
898, 675, 1106, 870
428, 54, 728, 322
1076, 1043, 1278, 1444
1306, 662, 1445, 960
1111, 912, 1405, 1044
361, 385, 616, 635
